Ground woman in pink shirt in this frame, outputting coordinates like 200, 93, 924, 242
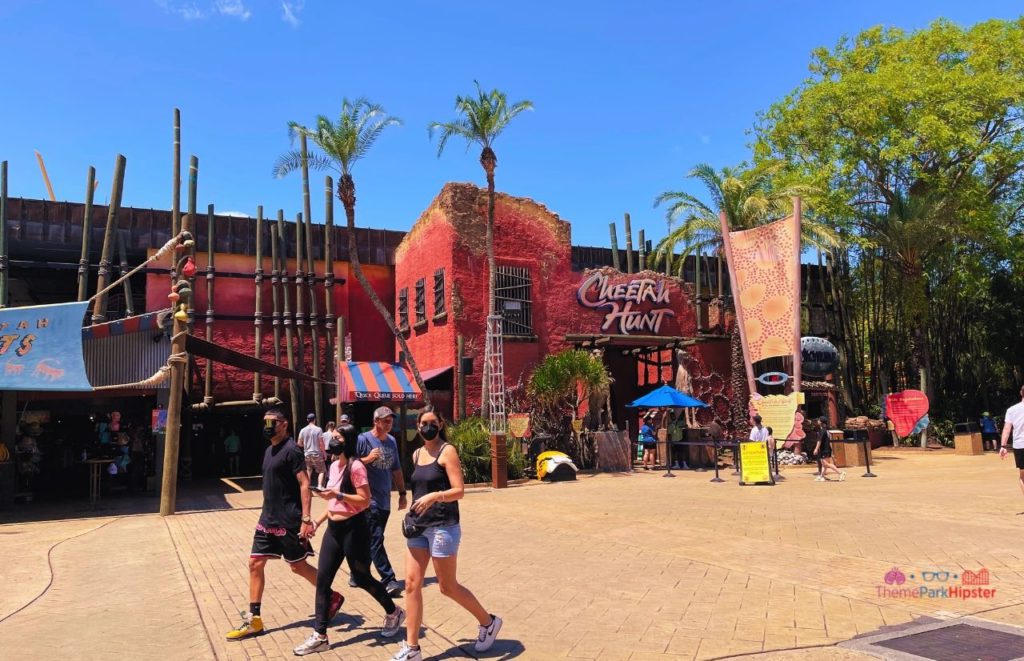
293, 425, 407, 656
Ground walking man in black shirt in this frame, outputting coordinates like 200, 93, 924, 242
226, 409, 343, 640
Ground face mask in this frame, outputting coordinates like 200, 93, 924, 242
263, 420, 279, 441
419, 424, 439, 440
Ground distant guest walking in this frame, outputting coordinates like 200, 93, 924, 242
390, 408, 502, 661
980, 412, 998, 452
639, 412, 657, 470
999, 385, 1024, 498
355, 406, 407, 596
814, 418, 845, 482
293, 425, 406, 655
298, 413, 326, 489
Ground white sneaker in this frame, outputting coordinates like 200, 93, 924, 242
390, 643, 422, 660
814, 476, 825, 482
475, 614, 503, 652
839, 471, 847, 481
293, 632, 329, 656
381, 606, 406, 638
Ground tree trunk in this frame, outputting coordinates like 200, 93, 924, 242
338, 174, 431, 405
481, 147, 498, 420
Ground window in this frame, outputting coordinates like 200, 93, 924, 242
414, 278, 426, 326
433, 268, 446, 317
496, 265, 533, 336
398, 288, 409, 330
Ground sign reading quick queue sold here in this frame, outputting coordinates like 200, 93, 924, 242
0, 301, 92, 391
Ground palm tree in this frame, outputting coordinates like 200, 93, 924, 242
651, 161, 839, 277
273, 98, 431, 403
429, 82, 533, 419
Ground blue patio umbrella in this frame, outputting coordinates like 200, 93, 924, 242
629, 384, 709, 409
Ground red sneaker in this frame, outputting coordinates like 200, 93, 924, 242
328, 591, 344, 620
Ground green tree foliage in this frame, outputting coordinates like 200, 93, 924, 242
526, 350, 609, 466
755, 18, 1024, 418
445, 416, 525, 483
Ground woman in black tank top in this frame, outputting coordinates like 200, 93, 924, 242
389, 409, 502, 661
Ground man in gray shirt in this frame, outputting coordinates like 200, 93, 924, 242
297, 413, 325, 489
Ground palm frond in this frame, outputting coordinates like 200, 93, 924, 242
430, 82, 532, 155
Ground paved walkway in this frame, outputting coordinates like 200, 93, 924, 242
2, 448, 1024, 660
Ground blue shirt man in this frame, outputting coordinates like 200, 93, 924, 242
355, 405, 407, 595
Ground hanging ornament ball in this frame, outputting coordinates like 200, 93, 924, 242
174, 304, 188, 322
168, 291, 180, 303
182, 239, 196, 250
182, 257, 197, 278
174, 243, 186, 252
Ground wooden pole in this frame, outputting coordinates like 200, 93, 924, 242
185, 156, 198, 328
324, 177, 335, 391
792, 196, 803, 395
253, 205, 264, 401
294, 212, 306, 418
77, 166, 96, 301
91, 154, 126, 323
456, 334, 466, 420
0, 161, 7, 308
116, 229, 134, 316
695, 246, 702, 331
270, 221, 282, 400
608, 222, 621, 271
638, 229, 646, 271
624, 213, 634, 274
335, 315, 345, 423
719, 211, 757, 398
204, 204, 215, 405
160, 214, 191, 517
303, 177, 323, 425
172, 109, 181, 237
279, 212, 301, 428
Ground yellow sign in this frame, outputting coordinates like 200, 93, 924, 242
752, 393, 800, 439
739, 442, 774, 485
507, 413, 531, 439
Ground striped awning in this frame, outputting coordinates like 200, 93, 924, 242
337, 361, 422, 403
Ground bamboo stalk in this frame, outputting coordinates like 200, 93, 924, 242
270, 221, 282, 399
608, 222, 621, 271
279, 211, 300, 428
204, 203, 215, 405
160, 214, 190, 517
253, 205, 264, 401
638, 229, 646, 271
624, 213, 634, 274
91, 154, 126, 323
0, 161, 7, 308
335, 315, 344, 423
170, 109, 181, 284
324, 176, 335, 389
185, 156, 198, 328
303, 160, 322, 424
294, 211, 306, 417
116, 229, 134, 316
77, 166, 96, 301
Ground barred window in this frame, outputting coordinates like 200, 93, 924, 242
496, 265, 533, 336
414, 278, 426, 325
398, 288, 409, 330
433, 268, 446, 317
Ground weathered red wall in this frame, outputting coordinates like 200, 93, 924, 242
145, 252, 395, 401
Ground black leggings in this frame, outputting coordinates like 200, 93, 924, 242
315, 512, 396, 634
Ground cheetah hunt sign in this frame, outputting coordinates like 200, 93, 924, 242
576, 272, 675, 335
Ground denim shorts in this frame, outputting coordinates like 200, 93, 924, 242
407, 524, 462, 558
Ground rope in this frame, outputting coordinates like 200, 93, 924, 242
88, 232, 184, 305
91, 350, 186, 391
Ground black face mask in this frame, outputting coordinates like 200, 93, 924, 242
419, 424, 440, 441
263, 420, 279, 441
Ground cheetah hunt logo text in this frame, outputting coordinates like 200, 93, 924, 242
577, 273, 675, 335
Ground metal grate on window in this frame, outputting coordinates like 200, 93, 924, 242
433, 268, 446, 316
398, 288, 409, 330
415, 278, 426, 324
496, 265, 532, 336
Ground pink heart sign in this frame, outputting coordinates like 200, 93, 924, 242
885, 389, 929, 437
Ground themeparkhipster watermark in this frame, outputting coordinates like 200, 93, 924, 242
876, 567, 996, 600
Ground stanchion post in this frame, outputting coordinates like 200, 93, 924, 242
862, 439, 877, 477
710, 439, 724, 482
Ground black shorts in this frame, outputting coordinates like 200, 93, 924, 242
982, 432, 999, 443
251, 527, 314, 563
1015, 448, 1024, 470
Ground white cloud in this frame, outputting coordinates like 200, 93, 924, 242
156, 0, 205, 20
220, 211, 252, 217
281, 1, 304, 28
215, 0, 251, 20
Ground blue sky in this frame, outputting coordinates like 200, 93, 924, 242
0, 1, 1018, 248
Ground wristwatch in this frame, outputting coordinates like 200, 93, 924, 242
301, 516, 312, 524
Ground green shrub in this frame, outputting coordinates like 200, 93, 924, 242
446, 416, 526, 484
